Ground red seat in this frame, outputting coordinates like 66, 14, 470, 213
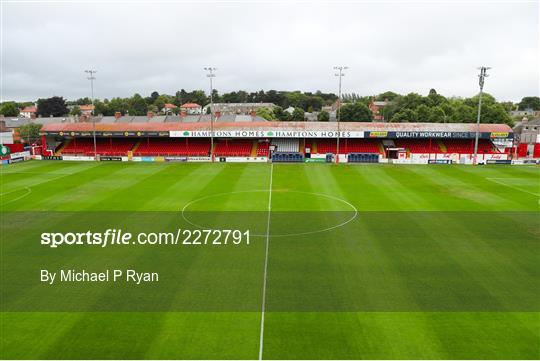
214, 140, 253, 156
62, 138, 135, 156
134, 138, 210, 156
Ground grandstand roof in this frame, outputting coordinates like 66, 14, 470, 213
41, 121, 513, 133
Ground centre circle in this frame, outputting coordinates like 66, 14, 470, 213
181, 190, 358, 237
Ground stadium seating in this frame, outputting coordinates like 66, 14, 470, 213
61, 138, 135, 156
214, 139, 253, 156
256, 141, 269, 156
271, 138, 299, 152
534, 143, 540, 158
315, 139, 382, 154
443, 139, 499, 154
316, 139, 336, 154
134, 138, 210, 156
342, 139, 382, 154
394, 139, 441, 153
517, 143, 528, 157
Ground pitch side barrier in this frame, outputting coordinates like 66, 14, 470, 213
34, 153, 529, 165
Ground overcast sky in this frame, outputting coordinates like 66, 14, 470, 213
2, 0, 538, 102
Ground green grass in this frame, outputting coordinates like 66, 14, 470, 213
1, 161, 539, 359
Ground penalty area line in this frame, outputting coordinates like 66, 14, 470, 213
259, 163, 273, 360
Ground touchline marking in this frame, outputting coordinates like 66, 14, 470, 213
0, 187, 32, 205
259, 163, 273, 360
486, 177, 540, 197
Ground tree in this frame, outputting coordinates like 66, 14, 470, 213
108, 97, 129, 115
150, 91, 160, 103
397, 92, 423, 110
291, 107, 305, 121
18, 123, 42, 144
426, 89, 447, 107
450, 103, 475, 123
517, 96, 540, 110
0, 102, 20, 116
256, 107, 274, 120
128, 94, 147, 115
428, 106, 446, 123
189, 90, 208, 106
376, 91, 400, 101
416, 104, 431, 122
154, 94, 172, 113
75, 97, 92, 106
273, 106, 290, 121
391, 109, 417, 122
37, 96, 69, 117
70, 105, 81, 116
317, 111, 330, 121
339, 102, 373, 122
481, 103, 513, 125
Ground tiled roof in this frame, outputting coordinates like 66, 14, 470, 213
181, 103, 201, 108
42, 121, 513, 133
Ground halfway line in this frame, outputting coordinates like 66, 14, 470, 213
258, 163, 273, 360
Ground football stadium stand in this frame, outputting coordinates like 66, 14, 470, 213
271, 138, 300, 152
316, 139, 383, 154
214, 139, 253, 156
61, 138, 136, 156
38, 121, 521, 163
256, 141, 270, 156
394, 139, 442, 154
134, 138, 210, 156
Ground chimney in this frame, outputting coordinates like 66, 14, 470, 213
114, 111, 122, 119
215, 111, 221, 118
147, 111, 154, 118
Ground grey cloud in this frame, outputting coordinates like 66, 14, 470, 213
2, 1, 538, 102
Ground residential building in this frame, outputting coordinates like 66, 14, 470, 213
19, 105, 37, 119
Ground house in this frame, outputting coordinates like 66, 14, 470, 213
284, 106, 295, 114
513, 117, 540, 144
19, 106, 37, 119
162, 103, 177, 114
368, 99, 389, 121
180, 103, 202, 115
510, 109, 540, 118
79, 105, 95, 116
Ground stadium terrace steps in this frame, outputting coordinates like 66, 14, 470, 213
55, 139, 71, 155
299, 140, 305, 154
437, 140, 447, 153
256, 141, 269, 156
250, 141, 258, 157
130, 140, 142, 154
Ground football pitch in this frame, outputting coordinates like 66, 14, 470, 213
1, 161, 539, 359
